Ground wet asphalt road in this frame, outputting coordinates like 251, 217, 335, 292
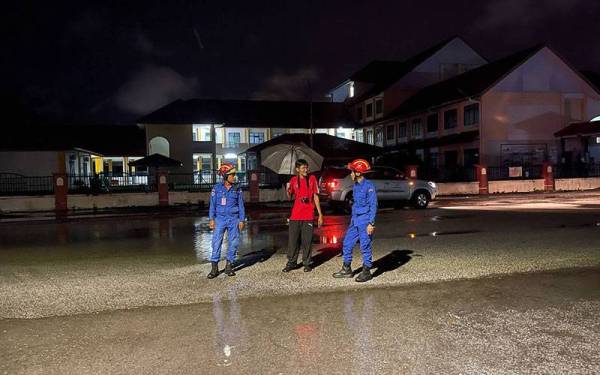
1, 194, 600, 373
1, 268, 599, 374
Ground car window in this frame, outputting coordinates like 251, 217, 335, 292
321, 168, 350, 180
365, 168, 385, 180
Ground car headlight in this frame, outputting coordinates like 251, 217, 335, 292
428, 181, 437, 188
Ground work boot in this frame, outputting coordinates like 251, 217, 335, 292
224, 261, 236, 277
282, 263, 296, 273
207, 262, 219, 279
355, 266, 373, 283
332, 263, 353, 278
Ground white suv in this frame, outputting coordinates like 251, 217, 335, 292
318, 166, 437, 212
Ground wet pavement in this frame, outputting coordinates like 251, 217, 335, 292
1, 194, 599, 319
1, 267, 599, 374
1, 194, 600, 373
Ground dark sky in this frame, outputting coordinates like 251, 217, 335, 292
5, 0, 600, 124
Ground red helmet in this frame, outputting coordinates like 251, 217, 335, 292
347, 159, 371, 173
218, 162, 237, 176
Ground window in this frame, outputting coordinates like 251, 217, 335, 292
386, 125, 395, 140
227, 132, 241, 146
398, 122, 407, 138
444, 150, 458, 166
367, 130, 374, 144
464, 103, 480, 126
355, 130, 364, 142
464, 148, 479, 167
411, 119, 422, 138
375, 128, 383, 145
427, 114, 438, 133
444, 109, 457, 129
249, 132, 265, 144
427, 152, 439, 168
375, 99, 383, 115
349, 82, 355, 98
366, 103, 373, 118
356, 106, 363, 121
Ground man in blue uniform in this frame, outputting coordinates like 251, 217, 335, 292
207, 162, 245, 279
333, 159, 377, 282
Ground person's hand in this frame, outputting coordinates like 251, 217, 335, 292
209, 219, 215, 230
317, 214, 324, 227
366, 224, 375, 235
238, 221, 245, 231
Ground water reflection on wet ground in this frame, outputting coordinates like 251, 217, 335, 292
1, 267, 598, 374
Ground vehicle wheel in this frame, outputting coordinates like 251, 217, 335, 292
343, 193, 354, 214
411, 190, 430, 209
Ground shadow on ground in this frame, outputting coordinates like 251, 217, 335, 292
234, 247, 278, 271
354, 249, 414, 278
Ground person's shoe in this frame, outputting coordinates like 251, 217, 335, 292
224, 261, 236, 276
355, 266, 373, 283
207, 262, 219, 279
332, 263, 353, 278
303, 265, 313, 272
282, 263, 296, 273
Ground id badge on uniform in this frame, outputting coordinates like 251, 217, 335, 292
221, 197, 227, 206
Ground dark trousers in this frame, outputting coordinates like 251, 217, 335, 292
287, 220, 314, 266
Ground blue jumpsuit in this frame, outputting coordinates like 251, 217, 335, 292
209, 182, 245, 263
341, 178, 377, 268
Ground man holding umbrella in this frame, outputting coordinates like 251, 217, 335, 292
207, 162, 245, 279
259, 142, 325, 273
282, 159, 324, 273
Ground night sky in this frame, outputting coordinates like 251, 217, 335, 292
5, 0, 600, 124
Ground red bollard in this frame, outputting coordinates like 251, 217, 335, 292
250, 172, 259, 202
475, 164, 488, 195
53, 173, 68, 212
158, 171, 169, 207
542, 162, 554, 192
405, 165, 418, 179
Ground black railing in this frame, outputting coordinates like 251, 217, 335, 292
418, 166, 477, 182
553, 163, 600, 178
486, 165, 542, 181
0, 174, 54, 195
68, 173, 155, 194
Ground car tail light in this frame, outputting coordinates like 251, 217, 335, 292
326, 179, 339, 191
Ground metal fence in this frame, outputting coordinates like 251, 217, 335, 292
0, 174, 54, 195
168, 170, 283, 192
67, 173, 155, 194
553, 163, 600, 178
419, 166, 477, 183
486, 165, 543, 181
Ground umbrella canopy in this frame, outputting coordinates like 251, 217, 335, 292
129, 153, 183, 168
261, 142, 324, 175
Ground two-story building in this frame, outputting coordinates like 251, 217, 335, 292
332, 37, 600, 169
137, 99, 356, 178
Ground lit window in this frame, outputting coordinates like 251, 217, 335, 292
349, 82, 355, 98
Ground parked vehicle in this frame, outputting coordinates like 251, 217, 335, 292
318, 166, 437, 212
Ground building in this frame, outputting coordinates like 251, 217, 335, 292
328, 36, 488, 146
331, 38, 600, 168
137, 99, 356, 177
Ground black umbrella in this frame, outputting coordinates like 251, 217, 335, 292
129, 153, 183, 168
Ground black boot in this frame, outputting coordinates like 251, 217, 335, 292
282, 262, 296, 273
355, 266, 373, 283
207, 262, 219, 279
332, 263, 353, 278
224, 261, 236, 276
